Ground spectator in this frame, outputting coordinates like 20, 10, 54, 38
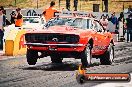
66, 0, 70, 11
100, 14, 104, 19
128, 5, 132, 13
125, 13, 132, 42
43, 1, 59, 22
118, 12, 124, 24
15, 8, 23, 27
100, 15, 109, 31
10, 10, 16, 24
109, 12, 118, 33
106, 14, 109, 19
74, 0, 78, 11
0, 6, 6, 50
41, 11, 46, 24
109, 12, 118, 26
0, 6, 6, 15
118, 12, 125, 40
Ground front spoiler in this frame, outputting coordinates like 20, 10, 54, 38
24, 43, 85, 47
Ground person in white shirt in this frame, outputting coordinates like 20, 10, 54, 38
100, 15, 109, 31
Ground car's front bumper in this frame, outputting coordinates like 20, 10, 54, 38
25, 43, 85, 46
24, 43, 85, 52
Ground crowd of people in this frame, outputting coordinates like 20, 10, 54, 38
0, 1, 132, 50
99, 12, 132, 42
0, 1, 58, 50
0, 6, 24, 50
66, 0, 78, 11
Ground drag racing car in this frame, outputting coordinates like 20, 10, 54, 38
24, 15, 114, 67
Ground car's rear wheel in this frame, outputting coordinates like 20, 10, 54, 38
81, 44, 92, 68
100, 43, 114, 65
26, 49, 38, 65
50, 54, 62, 63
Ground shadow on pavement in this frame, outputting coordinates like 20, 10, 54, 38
21, 62, 78, 71
21, 62, 100, 71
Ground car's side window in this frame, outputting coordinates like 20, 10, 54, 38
73, 18, 83, 28
41, 18, 44, 24
96, 22, 104, 32
81, 19, 87, 29
73, 18, 88, 29
94, 21, 98, 31
93, 21, 103, 32
87, 19, 90, 29
90, 20, 94, 29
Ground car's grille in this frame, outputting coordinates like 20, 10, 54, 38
25, 33, 79, 43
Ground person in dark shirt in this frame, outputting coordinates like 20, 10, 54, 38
109, 12, 118, 26
74, 0, 78, 11
118, 12, 124, 22
15, 8, 23, 27
118, 12, 125, 40
108, 12, 118, 33
66, 0, 70, 11
125, 13, 132, 42
10, 10, 16, 24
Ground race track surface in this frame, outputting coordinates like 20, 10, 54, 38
0, 42, 132, 87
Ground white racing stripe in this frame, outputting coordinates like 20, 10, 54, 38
93, 73, 132, 87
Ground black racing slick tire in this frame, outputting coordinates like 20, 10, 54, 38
50, 54, 62, 63
81, 44, 92, 68
26, 49, 38, 65
100, 43, 114, 65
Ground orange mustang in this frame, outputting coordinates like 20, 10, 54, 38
24, 16, 114, 67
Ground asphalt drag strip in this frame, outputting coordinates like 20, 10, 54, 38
0, 42, 132, 87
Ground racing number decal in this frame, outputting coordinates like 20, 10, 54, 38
19, 35, 26, 50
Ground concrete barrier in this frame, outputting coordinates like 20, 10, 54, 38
5, 29, 27, 56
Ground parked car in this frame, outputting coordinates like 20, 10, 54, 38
24, 16, 114, 67
22, 16, 46, 29
3, 16, 46, 41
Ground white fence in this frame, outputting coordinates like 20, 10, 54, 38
5, 8, 129, 20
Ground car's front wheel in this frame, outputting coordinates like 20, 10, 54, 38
80, 44, 92, 68
26, 49, 38, 65
100, 43, 114, 65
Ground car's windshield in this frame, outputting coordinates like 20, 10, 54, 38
45, 17, 90, 29
23, 17, 40, 23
